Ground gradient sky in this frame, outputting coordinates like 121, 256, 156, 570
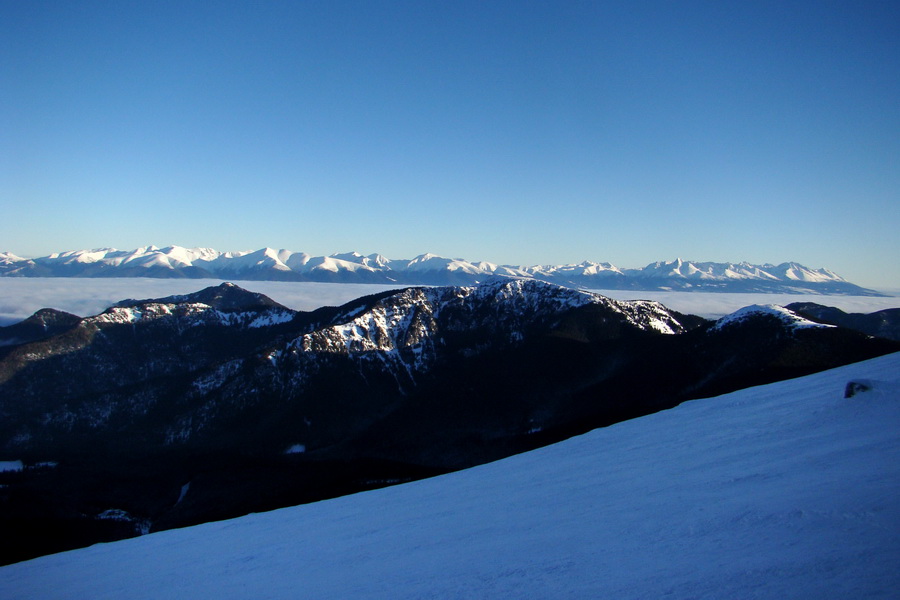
2, 1, 899, 288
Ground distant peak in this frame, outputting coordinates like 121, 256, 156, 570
25, 308, 82, 326
182, 283, 289, 311
713, 304, 835, 332
116, 283, 289, 312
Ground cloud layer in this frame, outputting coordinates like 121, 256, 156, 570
2, 278, 899, 328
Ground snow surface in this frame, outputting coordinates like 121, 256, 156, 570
176, 484, 190, 505
2, 353, 898, 599
713, 304, 836, 331
87, 302, 294, 330
0, 460, 23, 473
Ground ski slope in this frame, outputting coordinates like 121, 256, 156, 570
2, 353, 899, 599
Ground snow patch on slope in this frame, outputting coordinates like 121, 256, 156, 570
91, 302, 294, 329
287, 280, 684, 360
0, 460, 23, 473
713, 304, 836, 331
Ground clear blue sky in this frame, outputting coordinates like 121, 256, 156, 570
2, 1, 898, 288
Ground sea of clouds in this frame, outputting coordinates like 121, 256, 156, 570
0, 277, 898, 327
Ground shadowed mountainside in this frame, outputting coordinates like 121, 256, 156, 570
0, 281, 896, 564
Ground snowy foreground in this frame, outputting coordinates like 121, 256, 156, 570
3, 355, 899, 599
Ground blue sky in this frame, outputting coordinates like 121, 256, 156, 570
2, 1, 899, 288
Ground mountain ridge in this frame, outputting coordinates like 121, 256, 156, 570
0, 280, 896, 564
0, 246, 882, 295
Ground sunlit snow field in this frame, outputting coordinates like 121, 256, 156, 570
1, 277, 898, 326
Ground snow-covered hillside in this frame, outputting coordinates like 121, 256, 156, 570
3, 353, 898, 599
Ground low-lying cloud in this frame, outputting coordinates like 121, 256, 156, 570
0, 279, 404, 326
1, 278, 898, 327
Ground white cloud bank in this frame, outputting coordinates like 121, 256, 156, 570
591, 288, 900, 319
0, 279, 404, 326
0, 278, 898, 326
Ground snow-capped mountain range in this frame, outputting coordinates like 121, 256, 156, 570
0, 246, 879, 295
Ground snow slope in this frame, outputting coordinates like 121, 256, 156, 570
2, 354, 899, 599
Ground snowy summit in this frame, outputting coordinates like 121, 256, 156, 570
713, 304, 837, 331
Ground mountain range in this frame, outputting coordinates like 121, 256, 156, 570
0, 246, 881, 295
0, 279, 896, 564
